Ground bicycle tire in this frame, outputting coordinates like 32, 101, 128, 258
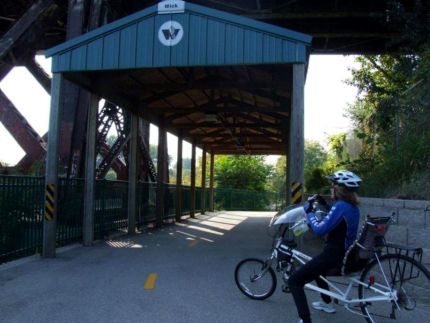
234, 258, 277, 300
358, 253, 430, 323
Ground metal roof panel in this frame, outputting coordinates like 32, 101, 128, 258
46, 2, 311, 72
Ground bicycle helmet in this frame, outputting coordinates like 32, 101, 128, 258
326, 170, 362, 190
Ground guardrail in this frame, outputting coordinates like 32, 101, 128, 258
0, 175, 278, 264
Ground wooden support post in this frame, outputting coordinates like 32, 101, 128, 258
156, 123, 166, 227
42, 73, 63, 258
287, 64, 305, 205
190, 141, 196, 218
285, 152, 289, 206
83, 93, 98, 247
127, 113, 138, 234
209, 152, 215, 212
175, 132, 183, 221
201, 147, 207, 214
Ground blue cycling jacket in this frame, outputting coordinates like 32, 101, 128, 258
306, 201, 360, 250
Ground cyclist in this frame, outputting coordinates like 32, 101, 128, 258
288, 170, 362, 323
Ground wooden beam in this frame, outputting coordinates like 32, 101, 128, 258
287, 64, 305, 205
83, 93, 98, 247
190, 140, 196, 218
66, 73, 136, 109
148, 103, 282, 116
127, 113, 138, 235
167, 121, 280, 129
42, 73, 63, 258
138, 76, 290, 106
214, 150, 285, 155
135, 79, 291, 93
201, 147, 207, 214
156, 120, 167, 227
175, 131, 183, 222
196, 133, 283, 144
209, 152, 215, 212
197, 136, 283, 145
209, 142, 286, 149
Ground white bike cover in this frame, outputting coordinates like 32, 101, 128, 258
270, 205, 306, 226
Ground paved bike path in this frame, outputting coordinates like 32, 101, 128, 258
1, 212, 367, 323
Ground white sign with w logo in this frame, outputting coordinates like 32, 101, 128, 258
158, 20, 184, 46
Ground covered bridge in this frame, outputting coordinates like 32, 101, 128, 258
42, 1, 311, 256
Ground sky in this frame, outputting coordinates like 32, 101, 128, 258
0, 55, 358, 166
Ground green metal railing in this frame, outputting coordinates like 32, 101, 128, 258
94, 180, 128, 239
136, 181, 157, 226
57, 178, 84, 245
0, 176, 44, 263
1, 175, 280, 264
214, 188, 280, 211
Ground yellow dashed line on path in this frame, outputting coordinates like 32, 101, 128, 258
144, 273, 158, 290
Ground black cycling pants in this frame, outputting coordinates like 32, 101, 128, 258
288, 246, 345, 323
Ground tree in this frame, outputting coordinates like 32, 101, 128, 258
214, 155, 273, 191
269, 156, 286, 196
304, 141, 328, 193
269, 141, 328, 194
304, 140, 327, 175
214, 155, 274, 210
344, 46, 430, 198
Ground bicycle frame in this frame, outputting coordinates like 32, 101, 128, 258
270, 236, 398, 322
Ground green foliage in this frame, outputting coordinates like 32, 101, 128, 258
149, 144, 157, 161
306, 168, 329, 194
214, 155, 274, 210
215, 155, 273, 191
269, 141, 329, 194
342, 46, 430, 199
304, 140, 328, 174
304, 141, 328, 192
105, 169, 117, 180
327, 134, 347, 161
269, 156, 286, 196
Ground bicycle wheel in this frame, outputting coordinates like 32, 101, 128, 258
358, 254, 430, 322
234, 258, 277, 300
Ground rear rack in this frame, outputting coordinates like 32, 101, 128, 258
384, 242, 423, 264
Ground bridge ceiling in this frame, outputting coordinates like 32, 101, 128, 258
65, 64, 292, 155
1, 0, 424, 56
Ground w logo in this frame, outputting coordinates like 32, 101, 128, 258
158, 20, 183, 46
162, 26, 180, 40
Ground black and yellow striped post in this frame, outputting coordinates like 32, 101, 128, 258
44, 183, 55, 222
43, 73, 63, 258
291, 182, 303, 204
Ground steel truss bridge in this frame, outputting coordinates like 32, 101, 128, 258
0, 0, 428, 180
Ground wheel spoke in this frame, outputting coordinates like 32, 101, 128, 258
234, 258, 277, 300
359, 254, 430, 322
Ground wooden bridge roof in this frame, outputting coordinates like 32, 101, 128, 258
45, 1, 311, 155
